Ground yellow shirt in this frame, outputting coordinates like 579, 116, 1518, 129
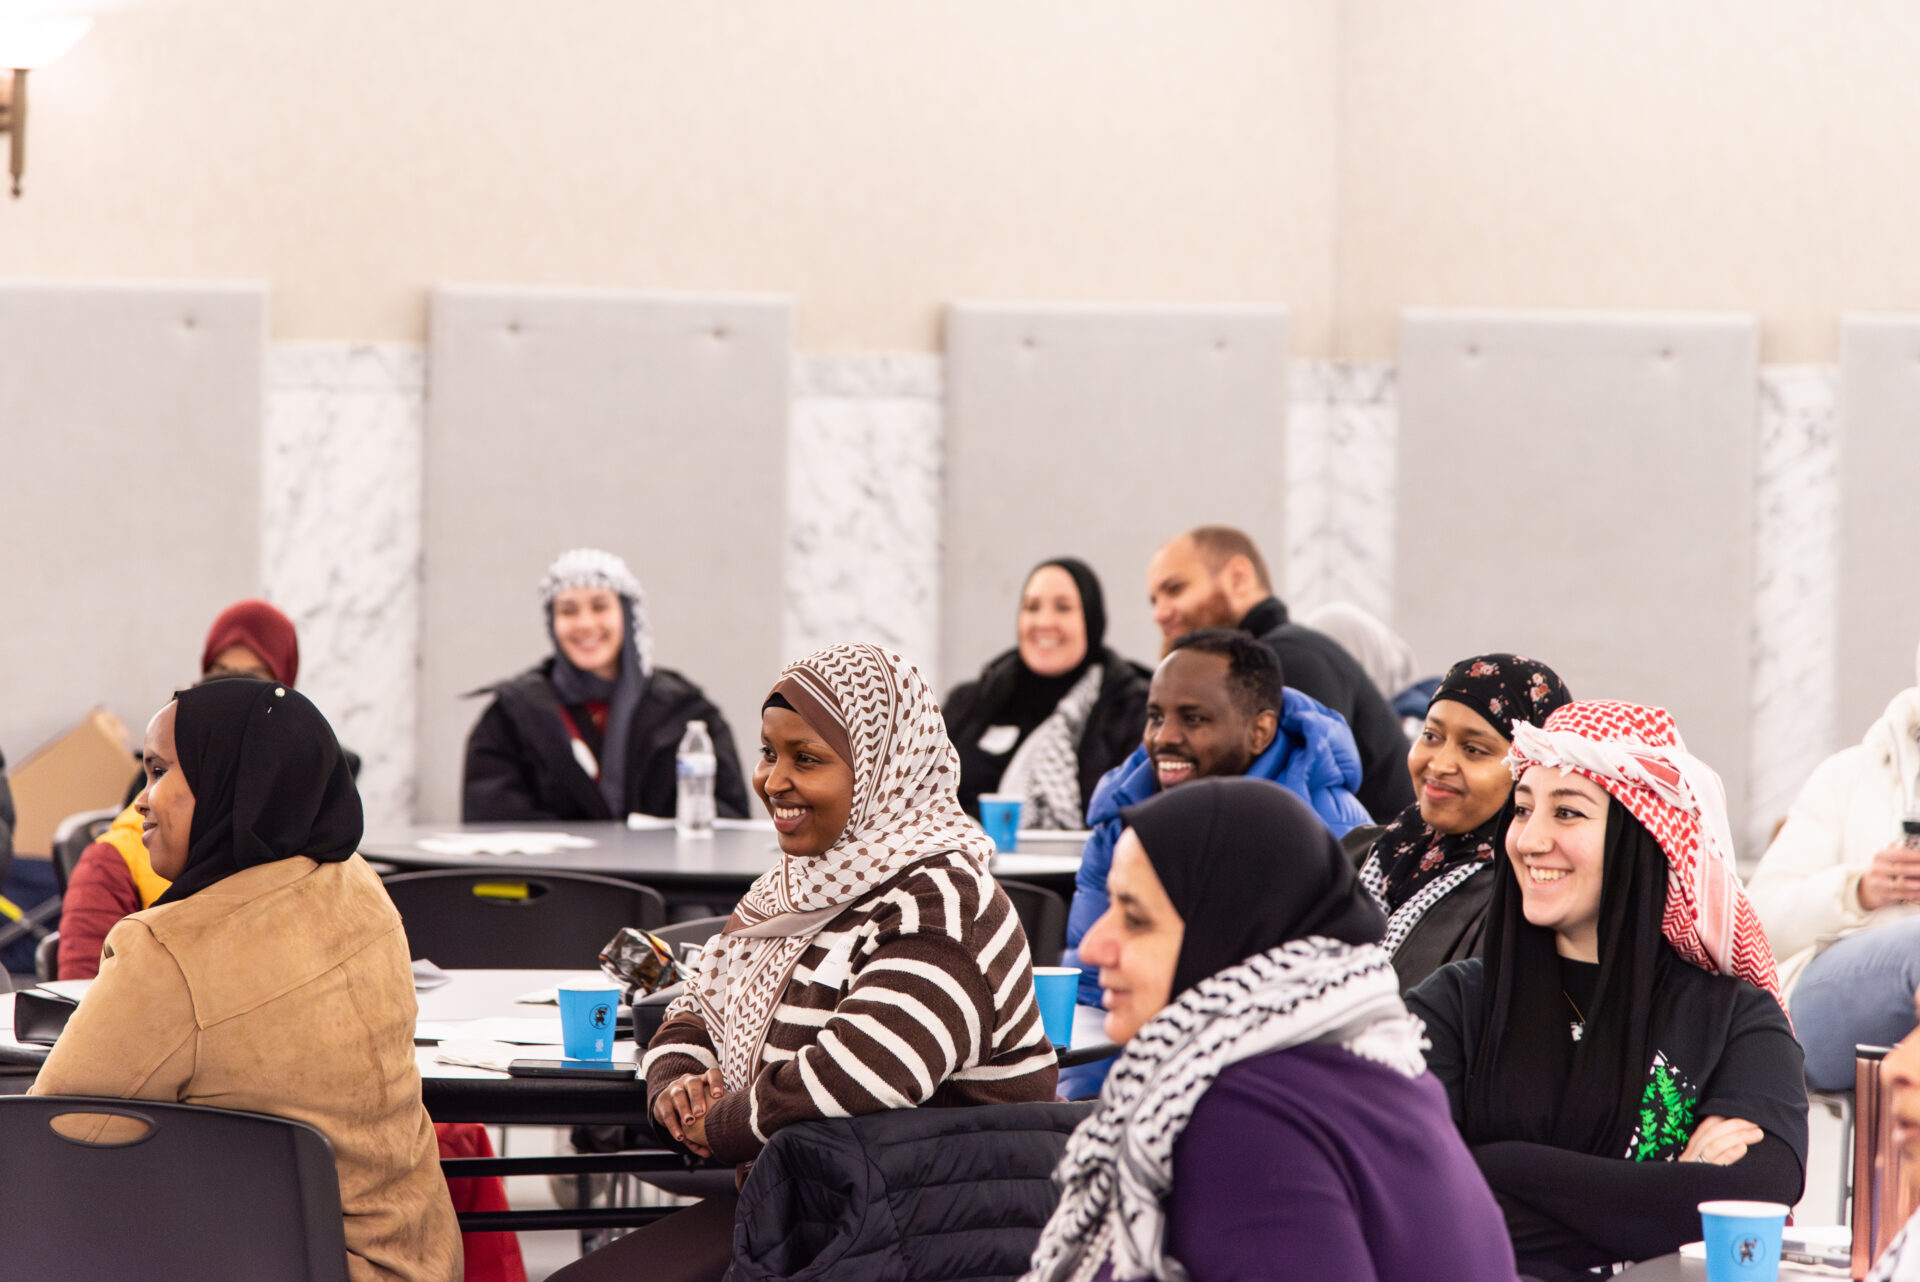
97, 803, 171, 908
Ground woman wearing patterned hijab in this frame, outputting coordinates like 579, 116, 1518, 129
1407, 702, 1806, 1282
462, 546, 749, 822
945, 558, 1152, 828
1358, 653, 1571, 989
553, 644, 1058, 1282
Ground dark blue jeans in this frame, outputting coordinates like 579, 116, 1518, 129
1789, 915, 1920, 1091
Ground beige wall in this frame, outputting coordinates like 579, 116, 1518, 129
0, 0, 1340, 351
1340, 0, 1920, 362
10, 1, 1920, 358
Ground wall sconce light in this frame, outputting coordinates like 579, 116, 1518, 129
0, 16, 93, 198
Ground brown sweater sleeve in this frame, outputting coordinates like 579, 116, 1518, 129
701, 930, 996, 1164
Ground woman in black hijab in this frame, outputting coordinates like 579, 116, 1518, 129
1023, 779, 1517, 1282
944, 558, 1151, 828
32, 680, 460, 1281
1359, 653, 1571, 989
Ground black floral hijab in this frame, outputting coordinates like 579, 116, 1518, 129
1365, 653, 1571, 912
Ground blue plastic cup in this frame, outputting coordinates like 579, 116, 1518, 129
978, 794, 1023, 853
1031, 966, 1078, 1049
557, 978, 622, 1061
1698, 1200, 1787, 1282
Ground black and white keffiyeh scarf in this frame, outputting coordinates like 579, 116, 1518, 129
1868, 1214, 1920, 1282
999, 662, 1104, 830
1022, 939, 1425, 1282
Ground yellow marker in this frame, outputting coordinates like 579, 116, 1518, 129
470, 881, 531, 901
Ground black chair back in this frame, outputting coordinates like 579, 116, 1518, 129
0, 1095, 348, 1280
380, 868, 666, 969
997, 878, 1068, 966
51, 807, 121, 893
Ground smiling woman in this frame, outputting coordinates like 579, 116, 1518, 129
559, 645, 1057, 1282
943, 558, 1152, 829
1406, 701, 1808, 1282
1357, 653, 1571, 990
30, 681, 461, 1281
461, 547, 749, 823
1026, 779, 1518, 1282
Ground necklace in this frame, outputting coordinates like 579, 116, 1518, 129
1564, 990, 1587, 1043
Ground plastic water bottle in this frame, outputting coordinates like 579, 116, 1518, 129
675, 720, 717, 838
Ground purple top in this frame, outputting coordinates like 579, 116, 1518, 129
1098, 1042, 1517, 1281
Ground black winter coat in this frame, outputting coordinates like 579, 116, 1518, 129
1239, 596, 1416, 822
462, 660, 750, 823
943, 648, 1151, 822
726, 1101, 1096, 1282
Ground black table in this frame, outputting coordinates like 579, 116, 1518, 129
360, 820, 1086, 911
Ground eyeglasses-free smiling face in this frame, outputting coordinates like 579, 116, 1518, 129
1017, 565, 1089, 678
552, 587, 624, 681
1142, 649, 1276, 792
1078, 828, 1185, 1044
754, 705, 855, 860
135, 701, 195, 882
1507, 764, 1612, 962
1410, 700, 1515, 835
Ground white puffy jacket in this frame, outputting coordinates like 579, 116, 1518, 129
1748, 686, 1920, 998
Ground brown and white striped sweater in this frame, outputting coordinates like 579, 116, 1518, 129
642, 851, 1059, 1164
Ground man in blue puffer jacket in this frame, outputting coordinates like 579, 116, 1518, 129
1056, 629, 1369, 1095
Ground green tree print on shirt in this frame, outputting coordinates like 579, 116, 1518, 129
1627, 1051, 1699, 1162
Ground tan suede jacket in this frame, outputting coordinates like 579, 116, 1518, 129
31, 853, 462, 1282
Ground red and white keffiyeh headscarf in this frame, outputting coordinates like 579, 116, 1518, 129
681, 643, 997, 1090
1506, 700, 1783, 1009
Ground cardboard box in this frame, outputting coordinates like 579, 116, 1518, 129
9, 707, 138, 858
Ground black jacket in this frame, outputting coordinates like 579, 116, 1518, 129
1389, 862, 1494, 992
944, 648, 1152, 821
726, 1101, 1095, 1282
1238, 597, 1415, 822
462, 660, 750, 823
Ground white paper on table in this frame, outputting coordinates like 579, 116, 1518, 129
435, 1038, 639, 1073
414, 831, 598, 857
412, 959, 452, 990
36, 979, 95, 1003
1012, 829, 1093, 844
416, 1016, 566, 1045
434, 1039, 560, 1072
623, 813, 675, 831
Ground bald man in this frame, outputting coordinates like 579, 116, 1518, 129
1146, 525, 1414, 821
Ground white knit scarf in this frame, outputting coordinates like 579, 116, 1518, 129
1022, 938, 1426, 1282
671, 643, 998, 1092
999, 663, 1104, 830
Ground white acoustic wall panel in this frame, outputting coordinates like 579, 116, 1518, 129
943, 304, 1289, 688
0, 282, 264, 806
1396, 310, 1759, 834
1838, 316, 1920, 739
420, 287, 790, 822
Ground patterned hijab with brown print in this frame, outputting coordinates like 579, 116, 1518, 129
683, 643, 997, 1090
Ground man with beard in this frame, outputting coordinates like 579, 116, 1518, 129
1147, 525, 1413, 821
1054, 630, 1369, 1095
